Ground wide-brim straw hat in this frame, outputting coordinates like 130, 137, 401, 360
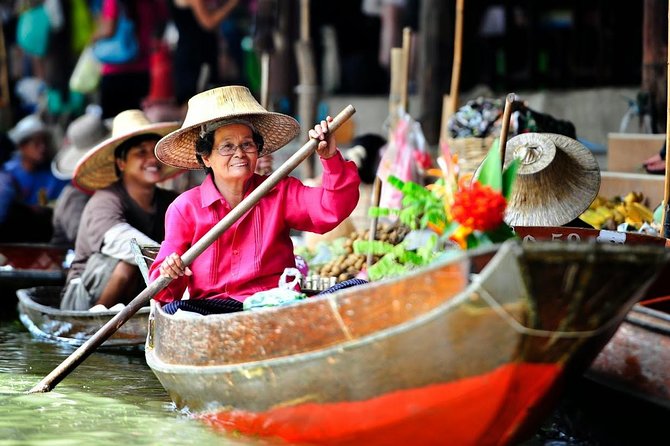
155, 86, 300, 169
73, 109, 181, 192
52, 112, 109, 180
503, 132, 601, 227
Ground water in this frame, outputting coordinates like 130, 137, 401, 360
2, 315, 669, 446
0, 318, 256, 446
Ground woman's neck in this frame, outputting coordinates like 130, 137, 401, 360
214, 175, 249, 208
123, 179, 156, 212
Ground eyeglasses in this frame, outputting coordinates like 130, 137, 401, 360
215, 141, 258, 156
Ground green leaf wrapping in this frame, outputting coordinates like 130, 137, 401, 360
476, 139, 502, 191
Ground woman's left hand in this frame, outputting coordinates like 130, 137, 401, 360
309, 116, 337, 159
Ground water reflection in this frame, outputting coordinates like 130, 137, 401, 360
0, 319, 255, 445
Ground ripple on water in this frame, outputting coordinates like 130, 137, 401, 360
0, 320, 261, 445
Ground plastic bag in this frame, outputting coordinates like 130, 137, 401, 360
69, 46, 101, 94
243, 268, 307, 310
16, 5, 51, 57
92, 11, 139, 64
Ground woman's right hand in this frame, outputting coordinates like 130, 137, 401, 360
159, 252, 192, 279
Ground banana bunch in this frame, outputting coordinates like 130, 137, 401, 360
579, 192, 654, 230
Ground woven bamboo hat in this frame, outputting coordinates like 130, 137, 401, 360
73, 110, 181, 192
155, 85, 300, 169
52, 111, 109, 180
503, 132, 601, 226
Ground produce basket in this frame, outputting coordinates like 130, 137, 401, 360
446, 135, 497, 175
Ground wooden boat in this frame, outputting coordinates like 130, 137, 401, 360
0, 243, 68, 309
145, 240, 669, 446
17, 286, 150, 348
587, 295, 670, 409
514, 225, 670, 408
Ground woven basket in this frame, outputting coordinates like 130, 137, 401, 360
446, 136, 497, 175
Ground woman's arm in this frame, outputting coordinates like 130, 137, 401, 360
189, 0, 240, 31
92, 0, 117, 41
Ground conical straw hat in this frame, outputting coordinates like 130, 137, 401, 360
52, 111, 109, 180
503, 132, 601, 227
155, 85, 300, 170
73, 110, 181, 192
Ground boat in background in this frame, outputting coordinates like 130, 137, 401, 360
587, 295, 670, 409
0, 243, 68, 317
145, 240, 669, 446
17, 286, 149, 348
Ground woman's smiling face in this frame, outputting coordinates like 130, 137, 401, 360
204, 123, 259, 184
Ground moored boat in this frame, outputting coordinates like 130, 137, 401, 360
145, 240, 669, 446
17, 286, 149, 348
587, 295, 670, 409
0, 244, 68, 316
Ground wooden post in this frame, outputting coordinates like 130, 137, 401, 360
367, 47, 408, 271
295, 0, 317, 179
499, 93, 516, 168
400, 27, 412, 112
662, 1, 670, 237
447, 0, 464, 120
642, 0, 667, 133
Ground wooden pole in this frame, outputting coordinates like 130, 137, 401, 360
27, 105, 357, 394
499, 93, 516, 168
367, 48, 407, 271
447, 0, 464, 119
400, 27, 412, 112
260, 52, 270, 110
295, 0, 317, 179
663, 1, 670, 237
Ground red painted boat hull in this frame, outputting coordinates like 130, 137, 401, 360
200, 362, 562, 446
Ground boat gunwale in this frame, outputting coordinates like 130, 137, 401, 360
16, 287, 151, 318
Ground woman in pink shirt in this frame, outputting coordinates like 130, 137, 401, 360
149, 86, 360, 312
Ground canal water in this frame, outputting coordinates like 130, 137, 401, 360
2, 315, 668, 445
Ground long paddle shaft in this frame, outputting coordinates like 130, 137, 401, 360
28, 105, 356, 394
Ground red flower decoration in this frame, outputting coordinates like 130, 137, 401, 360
451, 182, 506, 231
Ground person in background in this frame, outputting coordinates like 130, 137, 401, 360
148, 85, 360, 313
642, 143, 665, 174
168, 0, 240, 116
4, 114, 68, 206
60, 110, 182, 311
0, 130, 48, 242
93, 0, 169, 119
50, 108, 109, 246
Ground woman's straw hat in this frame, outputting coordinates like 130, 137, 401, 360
155, 85, 300, 169
503, 132, 601, 226
73, 109, 181, 192
52, 111, 109, 180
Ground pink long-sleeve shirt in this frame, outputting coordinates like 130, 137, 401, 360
149, 152, 360, 303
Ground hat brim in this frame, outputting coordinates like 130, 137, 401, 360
504, 133, 601, 227
74, 122, 183, 192
155, 112, 300, 170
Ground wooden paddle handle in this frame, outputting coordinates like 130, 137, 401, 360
28, 105, 357, 394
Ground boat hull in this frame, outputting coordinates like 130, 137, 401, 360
588, 296, 670, 408
146, 241, 669, 445
0, 244, 68, 317
17, 286, 149, 348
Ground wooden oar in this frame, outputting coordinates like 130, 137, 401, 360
28, 105, 356, 394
